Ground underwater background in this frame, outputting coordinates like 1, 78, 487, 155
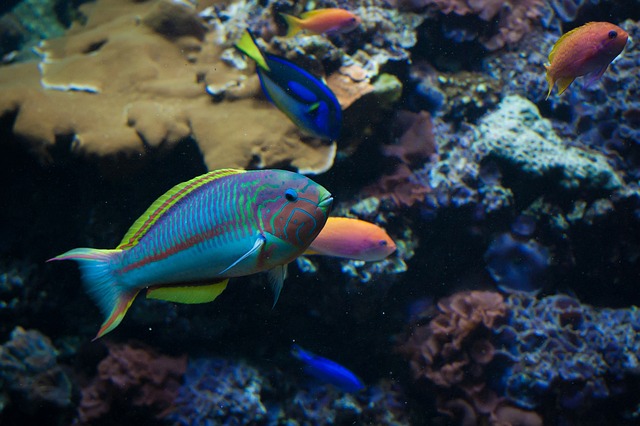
1, 0, 640, 425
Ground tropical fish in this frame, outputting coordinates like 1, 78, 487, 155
49, 169, 333, 339
235, 30, 342, 141
545, 21, 629, 99
304, 217, 396, 261
291, 344, 365, 393
280, 8, 361, 37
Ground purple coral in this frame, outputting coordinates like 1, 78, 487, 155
495, 294, 640, 410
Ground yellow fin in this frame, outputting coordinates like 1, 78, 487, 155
556, 77, 575, 96
235, 30, 270, 71
146, 280, 229, 304
280, 13, 303, 37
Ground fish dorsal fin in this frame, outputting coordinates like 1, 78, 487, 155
117, 169, 244, 250
300, 9, 331, 19
235, 30, 271, 72
549, 22, 597, 63
146, 280, 229, 304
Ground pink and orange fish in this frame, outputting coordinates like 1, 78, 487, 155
545, 21, 629, 99
305, 217, 396, 262
280, 8, 361, 37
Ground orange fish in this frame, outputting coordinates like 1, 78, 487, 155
280, 8, 361, 38
545, 22, 629, 99
305, 217, 396, 262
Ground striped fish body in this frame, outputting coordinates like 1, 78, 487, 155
50, 169, 333, 338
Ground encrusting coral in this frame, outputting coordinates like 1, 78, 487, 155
0, 0, 336, 174
398, 291, 543, 425
77, 341, 186, 424
0, 326, 72, 413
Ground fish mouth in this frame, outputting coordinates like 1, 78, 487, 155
318, 194, 334, 213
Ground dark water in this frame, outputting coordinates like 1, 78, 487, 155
1, 0, 640, 425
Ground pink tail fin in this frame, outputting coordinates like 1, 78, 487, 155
48, 248, 135, 339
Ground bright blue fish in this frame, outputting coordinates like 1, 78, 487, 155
291, 344, 365, 393
235, 30, 342, 141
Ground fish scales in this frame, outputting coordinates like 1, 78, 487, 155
118, 175, 262, 284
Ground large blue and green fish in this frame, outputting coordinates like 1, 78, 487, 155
235, 30, 342, 141
49, 169, 333, 339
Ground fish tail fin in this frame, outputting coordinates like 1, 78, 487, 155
235, 29, 270, 72
48, 248, 137, 339
280, 13, 303, 37
544, 65, 553, 100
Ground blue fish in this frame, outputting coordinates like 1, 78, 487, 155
235, 30, 342, 141
291, 344, 365, 393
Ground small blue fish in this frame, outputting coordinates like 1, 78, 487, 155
235, 30, 342, 141
291, 344, 365, 393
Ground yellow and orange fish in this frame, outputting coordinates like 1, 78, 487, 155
305, 217, 396, 262
545, 21, 629, 99
280, 8, 361, 37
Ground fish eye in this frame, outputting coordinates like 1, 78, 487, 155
608, 30, 617, 39
285, 189, 298, 202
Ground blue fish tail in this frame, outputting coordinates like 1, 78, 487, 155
48, 248, 136, 339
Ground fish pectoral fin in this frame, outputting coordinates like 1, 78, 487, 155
219, 235, 266, 275
556, 77, 575, 96
268, 264, 288, 308
307, 102, 320, 113
584, 65, 609, 87
146, 280, 229, 304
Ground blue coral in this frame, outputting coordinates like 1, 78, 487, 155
170, 358, 273, 426
0, 326, 72, 411
494, 294, 640, 409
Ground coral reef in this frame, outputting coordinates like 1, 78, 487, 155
408, 63, 502, 122
398, 291, 543, 424
288, 379, 410, 425
170, 357, 272, 426
401, 0, 545, 50
484, 232, 550, 294
416, 95, 624, 220
77, 341, 186, 424
0, 326, 72, 413
399, 290, 506, 388
496, 294, 640, 411
0, 0, 336, 173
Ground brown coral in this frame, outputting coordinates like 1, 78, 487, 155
403, 0, 544, 50
77, 341, 187, 424
400, 290, 506, 386
398, 291, 543, 425
0, 0, 336, 173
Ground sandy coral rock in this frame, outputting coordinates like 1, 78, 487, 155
0, 0, 336, 173
476, 95, 623, 190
